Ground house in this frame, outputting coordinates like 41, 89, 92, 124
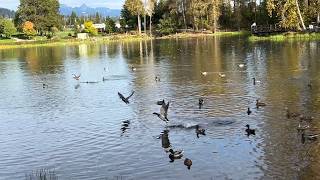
93, 23, 106, 32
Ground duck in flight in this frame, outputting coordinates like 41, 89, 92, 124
72, 74, 81, 80
118, 91, 135, 104
153, 100, 170, 123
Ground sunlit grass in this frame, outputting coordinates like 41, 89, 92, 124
248, 32, 320, 42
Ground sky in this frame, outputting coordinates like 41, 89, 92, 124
1, 0, 125, 10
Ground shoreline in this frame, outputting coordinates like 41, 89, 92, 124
249, 32, 320, 42
1, 31, 319, 49
0, 32, 249, 50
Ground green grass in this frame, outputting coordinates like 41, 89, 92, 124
0, 33, 153, 49
248, 32, 320, 42
213, 31, 250, 36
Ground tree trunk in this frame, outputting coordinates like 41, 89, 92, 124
317, 12, 320, 24
295, 0, 306, 30
149, 15, 152, 36
144, 14, 147, 34
138, 14, 141, 35
182, 0, 187, 29
213, 10, 216, 33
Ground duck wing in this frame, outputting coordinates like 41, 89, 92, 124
126, 91, 135, 100
118, 92, 125, 101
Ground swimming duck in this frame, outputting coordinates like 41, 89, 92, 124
245, 124, 255, 136
195, 125, 206, 138
42, 83, 48, 88
252, 78, 261, 85
302, 132, 319, 141
307, 82, 312, 89
238, 64, 245, 68
169, 149, 184, 159
184, 158, 193, 170
247, 107, 252, 115
131, 66, 136, 71
72, 74, 81, 80
201, 72, 208, 76
199, 98, 204, 109
219, 73, 226, 78
296, 123, 310, 132
299, 115, 314, 122
153, 101, 170, 123
118, 91, 135, 104
155, 76, 160, 82
285, 108, 300, 119
256, 99, 266, 108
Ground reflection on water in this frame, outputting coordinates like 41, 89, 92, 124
0, 37, 320, 179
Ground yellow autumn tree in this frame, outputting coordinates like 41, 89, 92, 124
22, 21, 37, 39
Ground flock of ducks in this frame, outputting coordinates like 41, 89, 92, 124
67, 63, 317, 170
286, 107, 319, 143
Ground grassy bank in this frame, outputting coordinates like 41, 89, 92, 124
0, 34, 153, 49
0, 31, 248, 49
249, 32, 320, 42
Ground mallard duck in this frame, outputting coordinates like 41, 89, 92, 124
118, 91, 135, 104
247, 107, 252, 115
285, 108, 300, 119
199, 98, 204, 109
256, 99, 266, 108
195, 125, 206, 138
219, 73, 226, 78
153, 101, 170, 123
72, 74, 81, 80
169, 149, 184, 158
238, 64, 245, 68
245, 124, 255, 136
201, 72, 208, 76
184, 158, 193, 170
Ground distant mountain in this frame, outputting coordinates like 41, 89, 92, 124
0, 7, 15, 18
60, 4, 121, 17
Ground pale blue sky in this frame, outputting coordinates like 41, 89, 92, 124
1, 0, 125, 10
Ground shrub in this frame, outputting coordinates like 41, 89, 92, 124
157, 17, 176, 36
0, 18, 17, 38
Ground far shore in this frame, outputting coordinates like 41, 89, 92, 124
1, 31, 320, 49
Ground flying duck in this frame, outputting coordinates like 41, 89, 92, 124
118, 91, 135, 104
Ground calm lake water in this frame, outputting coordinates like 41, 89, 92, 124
0, 37, 320, 180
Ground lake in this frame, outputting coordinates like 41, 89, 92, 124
0, 37, 320, 180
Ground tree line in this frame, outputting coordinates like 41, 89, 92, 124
122, 0, 320, 35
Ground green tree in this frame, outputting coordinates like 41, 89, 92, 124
15, 0, 61, 35
105, 17, 116, 34
267, 0, 306, 30
124, 0, 145, 34
0, 18, 17, 38
157, 16, 176, 35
